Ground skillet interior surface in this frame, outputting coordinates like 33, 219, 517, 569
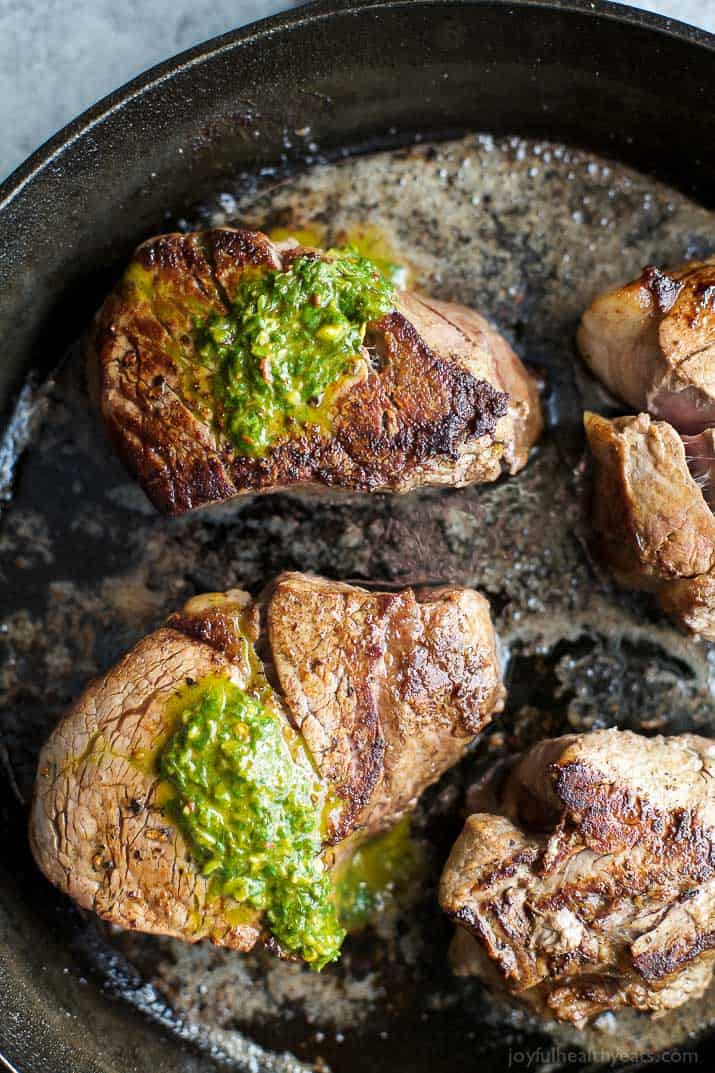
3, 3, 715, 1072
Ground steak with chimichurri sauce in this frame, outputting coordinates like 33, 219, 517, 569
30, 573, 504, 965
88, 228, 542, 513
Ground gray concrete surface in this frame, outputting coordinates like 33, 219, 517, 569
1, 0, 713, 181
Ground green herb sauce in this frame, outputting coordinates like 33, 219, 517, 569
195, 248, 395, 455
159, 676, 345, 968
267, 224, 411, 290
334, 225, 410, 291
335, 816, 423, 931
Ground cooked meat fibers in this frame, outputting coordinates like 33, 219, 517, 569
30, 573, 504, 960
440, 729, 715, 1027
578, 260, 715, 636
89, 228, 542, 513
577, 258, 715, 434
584, 411, 715, 639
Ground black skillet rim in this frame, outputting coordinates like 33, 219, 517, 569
1, 0, 715, 215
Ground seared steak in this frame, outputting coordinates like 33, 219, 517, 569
577, 259, 715, 433
30, 573, 504, 957
578, 260, 715, 637
584, 411, 715, 638
89, 228, 542, 513
440, 729, 715, 1026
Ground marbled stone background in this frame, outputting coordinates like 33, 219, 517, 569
0, 0, 712, 182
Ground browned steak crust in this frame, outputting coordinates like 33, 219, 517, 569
578, 260, 715, 638
578, 258, 715, 433
440, 729, 715, 1026
30, 573, 504, 955
265, 574, 504, 840
584, 411, 715, 638
89, 228, 542, 513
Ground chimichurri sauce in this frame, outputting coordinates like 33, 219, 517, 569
159, 677, 345, 969
335, 816, 423, 930
195, 248, 395, 455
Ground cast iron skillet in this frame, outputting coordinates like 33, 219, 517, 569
2, 1, 715, 1070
